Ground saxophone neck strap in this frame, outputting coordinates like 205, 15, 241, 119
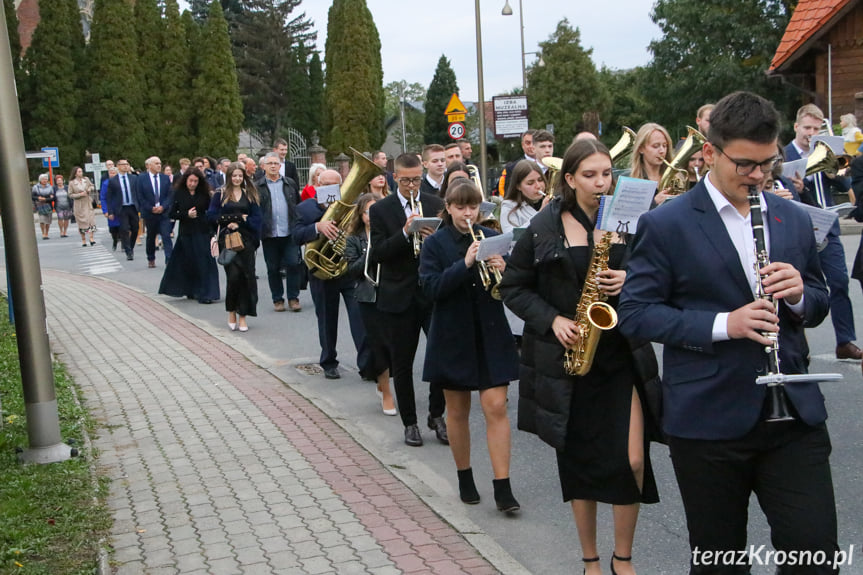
569, 203, 596, 250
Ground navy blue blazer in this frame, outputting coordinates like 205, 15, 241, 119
105, 173, 139, 216
136, 172, 174, 219
617, 181, 829, 440
294, 198, 326, 246
419, 224, 519, 385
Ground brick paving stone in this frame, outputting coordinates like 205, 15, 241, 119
40, 273, 504, 575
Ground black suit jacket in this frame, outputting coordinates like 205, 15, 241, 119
281, 160, 300, 188
419, 176, 441, 197
369, 191, 445, 313
255, 175, 301, 239
618, 181, 830, 439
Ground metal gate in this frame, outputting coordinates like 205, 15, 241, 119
286, 128, 310, 187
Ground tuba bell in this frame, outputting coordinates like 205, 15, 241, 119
303, 148, 383, 279
609, 126, 637, 165
806, 140, 848, 179
658, 126, 706, 196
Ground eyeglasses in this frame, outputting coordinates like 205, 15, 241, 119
397, 177, 423, 186
713, 145, 780, 176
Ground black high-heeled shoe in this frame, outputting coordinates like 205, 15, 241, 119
582, 556, 599, 574
610, 553, 631, 575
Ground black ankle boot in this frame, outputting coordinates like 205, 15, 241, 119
457, 468, 480, 504
492, 477, 520, 512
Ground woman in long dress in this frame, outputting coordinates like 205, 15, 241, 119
499, 139, 660, 575
159, 168, 220, 304
207, 162, 262, 332
68, 166, 96, 246
55, 174, 74, 238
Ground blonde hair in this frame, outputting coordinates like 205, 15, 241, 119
630, 123, 672, 180
796, 104, 824, 123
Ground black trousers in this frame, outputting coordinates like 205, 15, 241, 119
117, 205, 139, 256
381, 303, 445, 427
308, 275, 368, 372
669, 421, 839, 574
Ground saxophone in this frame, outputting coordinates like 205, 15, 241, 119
563, 231, 619, 376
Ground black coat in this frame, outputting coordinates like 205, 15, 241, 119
498, 198, 661, 449
255, 175, 300, 239
419, 224, 519, 384
368, 191, 445, 313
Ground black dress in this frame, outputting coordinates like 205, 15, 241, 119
208, 194, 261, 317
555, 244, 659, 505
159, 189, 220, 302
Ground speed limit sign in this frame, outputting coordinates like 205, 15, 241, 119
448, 122, 465, 140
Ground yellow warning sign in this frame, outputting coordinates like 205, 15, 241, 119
444, 93, 467, 116
447, 113, 466, 123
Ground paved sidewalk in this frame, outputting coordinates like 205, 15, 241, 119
42, 270, 501, 575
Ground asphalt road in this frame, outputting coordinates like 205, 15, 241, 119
3, 214, 863, 574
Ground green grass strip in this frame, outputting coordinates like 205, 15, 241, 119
0, 296, 112, 574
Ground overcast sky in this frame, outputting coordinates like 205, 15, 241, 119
300, 0, 661, 102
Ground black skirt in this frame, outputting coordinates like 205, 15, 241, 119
158, 233, 220, 302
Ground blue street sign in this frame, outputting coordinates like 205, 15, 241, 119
40, 147, 59, 168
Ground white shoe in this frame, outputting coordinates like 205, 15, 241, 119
228, 321, 237, 331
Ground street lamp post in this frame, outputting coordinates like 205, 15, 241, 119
501, 0, 526, 90
474, 0, 488, 195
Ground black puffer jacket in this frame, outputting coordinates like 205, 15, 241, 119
498, 198, 662, 449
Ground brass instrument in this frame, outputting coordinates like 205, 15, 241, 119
564, 231, 618, 376
542, 156, 562, 195
805, 140, 848, 179
409, 190, 424, 257
304, 148, 383, 279
466, 164, 484, 196
658, 126, 706, 196
467, 219, 502, 300
609, 126, 637, 165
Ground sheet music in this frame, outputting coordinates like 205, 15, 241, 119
794, 202, 839, 245
315, 184, 341, 205
781, 158, 807, 180
476, 231, 514, 261
406, 217, 441, 233
597, 176, 655, 233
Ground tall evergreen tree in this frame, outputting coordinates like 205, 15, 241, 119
23, 0, 86, 164
231, 0, 314, 144
308, 51, 324, 136
181, 10, 201, 154
525, 20, 608, 152
324, 0, 384, 153
194, 0, 243, 158
134, 0, 164, 155
5, 0, 27, 133
87, 0, 146, 165
423, 55, 459, 145
161, 0, 194, 161
288, 42, 313, 138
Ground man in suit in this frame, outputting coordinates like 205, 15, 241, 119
785, 103, 861, 361
370, 153, 448, 447
619, 92, 837, 573
273, 138, 300, 186
136, 156, 174, 268
256, 152, 303, 313
419, 144, 446, 196
294, 169, 370, 380
105, 158, 139, 261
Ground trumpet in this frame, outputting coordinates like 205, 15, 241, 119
409, 191, 424, 258
466, 218, 502, 300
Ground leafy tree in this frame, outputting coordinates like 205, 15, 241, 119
307, 51, 324, 136
23, 0, 86, 164
385, 81, 426, 152
194, 0, 243, 158
424, 55, 458, 145
160, 0, 194, 162
134, 0, 163, 154
525, 19, 608, 154
231, 0, 315, 144
87, 0, 146, 165
644, 0, 796, 138
597, 66, 651, 148
324, 0, 385, 153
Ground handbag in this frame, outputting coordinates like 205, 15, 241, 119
217, 249, 236, 266
224, 231, 244, 251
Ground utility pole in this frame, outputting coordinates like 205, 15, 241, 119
0, 8, 74, 464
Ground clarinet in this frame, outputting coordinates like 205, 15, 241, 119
748, 185, 795, 422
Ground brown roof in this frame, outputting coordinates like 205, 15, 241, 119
770, 0, 855, 71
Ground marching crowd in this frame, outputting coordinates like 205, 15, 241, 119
30, 92, 863, 574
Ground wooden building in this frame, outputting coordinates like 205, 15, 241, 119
769, 0, 863, 121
